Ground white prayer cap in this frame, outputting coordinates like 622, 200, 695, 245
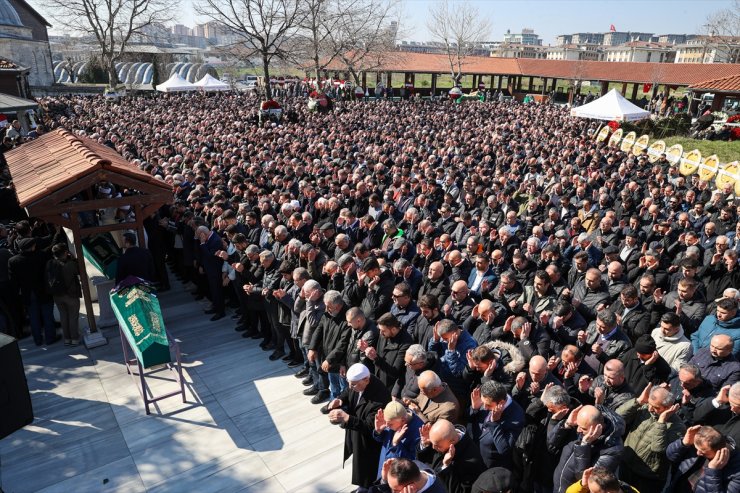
346, 363, 370, 382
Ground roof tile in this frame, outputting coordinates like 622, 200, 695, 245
5, 128, 171, 207
333, 52, 740, 86
689, 74, 740, 93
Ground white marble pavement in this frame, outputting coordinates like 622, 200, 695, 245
0, 279, 354, 493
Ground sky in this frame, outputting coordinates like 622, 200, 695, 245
43, 0, 733, 43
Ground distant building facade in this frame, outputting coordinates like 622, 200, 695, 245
605, 42, 676, 63
675, 37, 740, 64
503, 28, 542, 46
0, 0, 54, 88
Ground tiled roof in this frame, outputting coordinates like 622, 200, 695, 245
6, 128, 171, 206
689, 74, 740, 93
0, 57, 24, 70
516, 59, 740, 85
329, 51, 740, 86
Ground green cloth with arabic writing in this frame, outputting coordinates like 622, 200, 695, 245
110, 285, 170, 368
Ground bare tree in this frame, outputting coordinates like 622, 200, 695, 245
328, 0, 400, 86
195, 0, 303, 99
567, 58, 588, 105
427, 0, 491, 84
41, 0, 177, 87
294, 0, 339, 83
702, 0, 740, 63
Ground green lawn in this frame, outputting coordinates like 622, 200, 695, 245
663, 137, 740, 164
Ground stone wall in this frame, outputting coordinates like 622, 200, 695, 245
0, 38, 54, 86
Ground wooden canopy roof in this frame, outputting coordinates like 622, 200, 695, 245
6, 128, 171, 219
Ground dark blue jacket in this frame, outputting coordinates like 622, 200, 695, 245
467, 267, 497, 299
548, 405, 625, 493
690, 347, 740, 393
666, 438, 740, 493
372, 412, 424, 479
468, 397, 525, 469
199, 231, 224, 276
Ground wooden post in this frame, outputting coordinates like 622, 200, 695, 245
431, 73, 437, 96
551, 78, 557, 92
621, 82, 627, 95
601, 81, 609, 95
70, 223, 97, 333
134, 204, 147, 249
497, 75, 503, 91
631, 83, 638, 100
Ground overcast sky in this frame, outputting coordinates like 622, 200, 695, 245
46, 0, 733, 44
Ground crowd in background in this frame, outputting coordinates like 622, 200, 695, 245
2, 91, 740, 493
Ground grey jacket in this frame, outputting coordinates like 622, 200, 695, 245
298, 297, 326, 346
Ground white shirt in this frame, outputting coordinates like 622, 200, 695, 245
471, 270, 485, 292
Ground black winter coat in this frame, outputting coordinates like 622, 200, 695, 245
339, 375, 391, 488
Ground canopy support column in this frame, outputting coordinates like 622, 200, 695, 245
70, 222, 108, 348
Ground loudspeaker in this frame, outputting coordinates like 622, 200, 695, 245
0, 333, 33, 440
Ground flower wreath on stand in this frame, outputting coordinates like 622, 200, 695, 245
728, 115, 740, 141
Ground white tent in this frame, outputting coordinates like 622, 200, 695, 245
193, 74, 230, 92
155, 73, 196, 93
571, 89, 650, 122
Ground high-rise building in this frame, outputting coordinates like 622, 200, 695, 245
172, 24, 191, 36
503, 28, 542, 46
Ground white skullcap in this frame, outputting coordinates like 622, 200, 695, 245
346, 363, 370, 382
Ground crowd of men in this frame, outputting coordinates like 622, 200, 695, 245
3, 90, 740, 493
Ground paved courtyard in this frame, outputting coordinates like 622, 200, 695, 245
0, 281, 353, 493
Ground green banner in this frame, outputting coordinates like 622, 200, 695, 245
110, 284, 171, 368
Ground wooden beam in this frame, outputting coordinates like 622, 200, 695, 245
30, 195, 155, 216
97, 171, 172, 197
79, 222, 141, 237
70, 222, 98, 333
36, 215, 74, 229
142, 202, 167, 218
24, 175, 99, 210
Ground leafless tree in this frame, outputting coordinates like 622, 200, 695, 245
702, 0, 740, 63
567, 59, 588, 105
41, 0, 177, 87
293, 0, 339, 83
427, 0, 492, 84
319, 0, 400, 86
195, 0, 303, 99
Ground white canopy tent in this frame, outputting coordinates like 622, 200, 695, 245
155, 74, 196, 93
571, 89, 650, 122
193, 74, 230, 91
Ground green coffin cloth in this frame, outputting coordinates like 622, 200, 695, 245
110, 284, 171, 368
82, 233, 121, 280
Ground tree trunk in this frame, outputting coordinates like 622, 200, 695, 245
106, 57, 118, 88
262, 53, 272, 100
349, 68, 360, 86
314, 54, 321, 90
